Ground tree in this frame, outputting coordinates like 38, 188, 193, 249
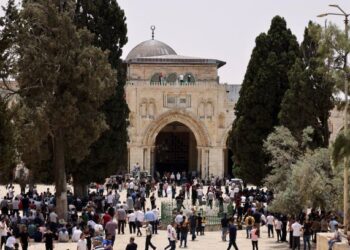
263, 126, 301, 192
0, 96, 16, 183
279, 22, 334, 147
71, 0, 129, 195
16, 0, 116, 219
333, 130, 350, 166
269, 148, 339, 215
229, 16, 299, 185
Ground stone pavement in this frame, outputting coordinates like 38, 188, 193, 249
0, 185, 317, 250
27, 226, 315, 250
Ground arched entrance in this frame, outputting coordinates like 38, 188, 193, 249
154, 122, 197, 175
142, 110, 211, 179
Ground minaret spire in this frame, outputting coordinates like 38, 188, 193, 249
151, 25, 156, 40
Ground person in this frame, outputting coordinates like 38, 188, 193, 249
58, 226, 69, 242
126, 237, 137, 250
221, 213, 229, 241
19, 226, 29, 250
180, 217, 189, 248
103, 234, 113, 250
266, 213, 274, 238
105, 219, 118, 246
77, 233, 87, 250
328, 224, 341, 250
292, 219, 302, 250
43, 229, 55, 250
144, 208, 156, 235
244, 213, 254, 239
128, 211, 137, 234
329, 217, 339, 232
0, 217, 8, 249
274, 217, 282, 242
169, 222, 177, 250
164, 223, 172, 250
72, 226, 82, 242
117, 205, 127, 234
5, 232, 16, 250
145, 222, 156, 250
303, 220, 312, 250
251, 224, 259, 250
227, 220, 239, 250
135, 209, 144, 237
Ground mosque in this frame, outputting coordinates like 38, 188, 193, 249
124, 28, 241, 178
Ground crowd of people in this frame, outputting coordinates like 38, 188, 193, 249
0, 171, 346, 250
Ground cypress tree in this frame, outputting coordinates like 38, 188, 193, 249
72, 0, 128, 195
229, 16, 299, 185
16, 0, 116, 219
279, 22, 334, 147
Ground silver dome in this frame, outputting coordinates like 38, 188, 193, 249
125, 39, 177, 61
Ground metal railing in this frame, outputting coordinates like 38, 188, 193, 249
160, 201, 224, 225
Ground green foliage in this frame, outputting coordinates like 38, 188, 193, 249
16, 0, 116, 217
0, 97, 16, 182
269, 148, 339, 215
263, 126, 301, 192
0, 0, 19, 82
333, 130, 350, 166
72, 0, 129, 185
279, 22, 335, 147
229, 16, 299, 185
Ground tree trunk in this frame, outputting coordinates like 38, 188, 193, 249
73, 182, 88, 197
53, 129, 68, 220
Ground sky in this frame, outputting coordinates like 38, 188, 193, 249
1, 0, 350, 84
117, 0, 350, 85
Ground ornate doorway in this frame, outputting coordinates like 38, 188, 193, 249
154, 122, 197, 175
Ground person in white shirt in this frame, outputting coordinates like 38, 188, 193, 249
77, 233, 87, 250
164, 224, 172, 250
128, 212, 136, 234
0, 217, 8, 249
266, 214, 275, 238
274, 218, 282, 242
135, 209, 144, 236
291, 219, 302, 250
5, 232, 16, 249
72, 227, 82, 242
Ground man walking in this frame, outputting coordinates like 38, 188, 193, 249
227, 220, 239, 250
145, 222, 156, 250
221, 213, 229, 241
292, 219, 302, 250
266, 213, 274, 238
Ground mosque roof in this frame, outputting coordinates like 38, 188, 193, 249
125, 40, 225, 68
125, 39, 177, 61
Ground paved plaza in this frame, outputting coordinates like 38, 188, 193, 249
0, 184, 317, 250
27, 227, 301, 250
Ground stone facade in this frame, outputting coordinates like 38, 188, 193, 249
125, 39, 239, 178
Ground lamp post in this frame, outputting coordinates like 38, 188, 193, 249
318, 4, 349, 231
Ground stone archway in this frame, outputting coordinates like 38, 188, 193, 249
143, 109, 211, 147
142, 109, 211, 177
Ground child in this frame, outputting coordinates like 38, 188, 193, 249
251, 224, 259, 250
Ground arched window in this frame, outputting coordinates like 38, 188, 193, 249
167, 73, 177, 84
198, 102, 205, 119
184, 73, 195, 84
150, 73, 162, 84
148, 99, 156, 119
140, 99, 147, 118
218, 113, 225, 128
206, 102, 214, 119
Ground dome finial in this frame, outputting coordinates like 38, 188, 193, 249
151, 25, 156, 40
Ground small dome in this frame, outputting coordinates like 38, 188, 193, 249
126, 39, 177, 61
